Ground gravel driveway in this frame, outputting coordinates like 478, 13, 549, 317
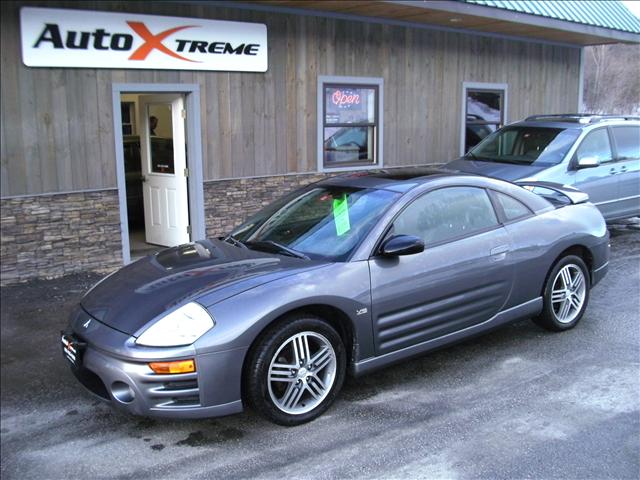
1, 226, 638, 480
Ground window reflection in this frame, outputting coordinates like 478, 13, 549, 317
465, 90, 504, 152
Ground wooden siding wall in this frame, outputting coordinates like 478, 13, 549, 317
0, 1, 581, 197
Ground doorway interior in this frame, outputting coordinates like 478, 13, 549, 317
113, 84, 205, 265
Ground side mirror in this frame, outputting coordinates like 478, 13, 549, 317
576, 156, 600, 169
380, 235, 425, 257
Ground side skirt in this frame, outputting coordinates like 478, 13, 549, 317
352, 297, 543, 376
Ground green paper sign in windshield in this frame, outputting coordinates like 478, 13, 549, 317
332, 194, 351, 236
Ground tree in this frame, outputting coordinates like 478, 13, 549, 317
582, 43, 640, 114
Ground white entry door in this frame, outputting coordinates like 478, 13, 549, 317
139, 94, 190, 247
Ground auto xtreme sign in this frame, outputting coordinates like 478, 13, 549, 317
20, 7, 268, 72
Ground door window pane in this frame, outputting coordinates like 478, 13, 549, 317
576, 129, 613, 164
322, 82, 380, 168
394, 187, 499, 245
494, 191, 531, 221
148, 104, 175, 174
612, 126, 640, 160
465, 89, 505, 152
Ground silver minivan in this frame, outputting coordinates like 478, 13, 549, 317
447, 114, 640, 221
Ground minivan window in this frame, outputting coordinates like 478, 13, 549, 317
468, 126, 580, 166
576, 129, 614, 164
611, 126, 640, 160
393, 187, 498, 245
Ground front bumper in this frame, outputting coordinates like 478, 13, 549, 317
63, 307, 246, 419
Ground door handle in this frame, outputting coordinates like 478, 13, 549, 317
141, 175, 147, 183
490, 245, 509, 262
609, 168, 616, 175
620, 166, 627, 173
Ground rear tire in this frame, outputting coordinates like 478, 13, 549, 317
244, 315, 346, 426
533, 255, 590, 331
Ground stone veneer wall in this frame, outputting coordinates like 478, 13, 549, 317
1, 190, 123, 285
203, 172, 328, 238
1, 167, 434, 285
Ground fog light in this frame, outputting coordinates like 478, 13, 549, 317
148, 359, 196, 374
111, 381, 135, 404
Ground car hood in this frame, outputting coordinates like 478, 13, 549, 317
446, 158, 548, 181
81, 239, 328, 336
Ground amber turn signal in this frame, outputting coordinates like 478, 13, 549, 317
148, 359, 196, 374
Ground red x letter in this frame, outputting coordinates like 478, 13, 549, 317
128, 22, 197, 62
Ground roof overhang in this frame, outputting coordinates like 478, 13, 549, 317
240, 0, 640, 46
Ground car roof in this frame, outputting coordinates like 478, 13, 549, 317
507, 121, 583, 129
318, 167, 552, 211
318, 167, 475, 193
510, 114, 640, 130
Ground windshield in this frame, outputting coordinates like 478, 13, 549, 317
468, 126, 580, 165
229, 185, 400, 261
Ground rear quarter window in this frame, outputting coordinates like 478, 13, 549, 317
493, 191, 532, 221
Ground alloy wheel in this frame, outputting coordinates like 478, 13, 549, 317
267, 332, 337, 415
551, 264, 587, 324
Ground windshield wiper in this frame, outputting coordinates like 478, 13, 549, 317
245, 240, 310, 260
222, 234, 248, 249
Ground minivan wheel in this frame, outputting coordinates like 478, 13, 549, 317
533, 255, 590, 332
245, 315, 346, 426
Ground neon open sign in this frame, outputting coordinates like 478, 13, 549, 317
331, 90, 361, 107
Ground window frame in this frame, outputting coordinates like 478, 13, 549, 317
460, 82, 508, 156
121, 101, 136, 136
317, 75, 384, 172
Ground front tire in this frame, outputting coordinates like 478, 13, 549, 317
533, 255, 590, 331
244, 315, 346, 426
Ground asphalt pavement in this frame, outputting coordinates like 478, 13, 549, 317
1, 225, 639, 480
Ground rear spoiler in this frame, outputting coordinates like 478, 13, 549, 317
515, 181, 589, 205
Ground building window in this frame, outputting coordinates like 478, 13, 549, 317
318, 76, 383, 171
121, 102, 136, 136
461, 83, 508, 155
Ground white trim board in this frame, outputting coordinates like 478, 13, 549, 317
459, 82, 509, 157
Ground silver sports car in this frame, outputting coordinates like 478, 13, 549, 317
62, 169, 609, 425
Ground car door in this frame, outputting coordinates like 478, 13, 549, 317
610, 125, 640, 219
568, 127, 619, 220
139, 94, 190, 247
368, 186, 514, 356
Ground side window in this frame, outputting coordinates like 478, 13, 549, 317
611, 126, 640, 160
393, 187, 499, 245
493, 191, 531, 221
575, 129, 613, 164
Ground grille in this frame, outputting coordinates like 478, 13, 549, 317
141, 372, 200, 408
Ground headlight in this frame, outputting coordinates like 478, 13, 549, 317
136, 302, 214, 347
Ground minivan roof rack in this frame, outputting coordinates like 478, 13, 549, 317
524, 114, 640, 124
